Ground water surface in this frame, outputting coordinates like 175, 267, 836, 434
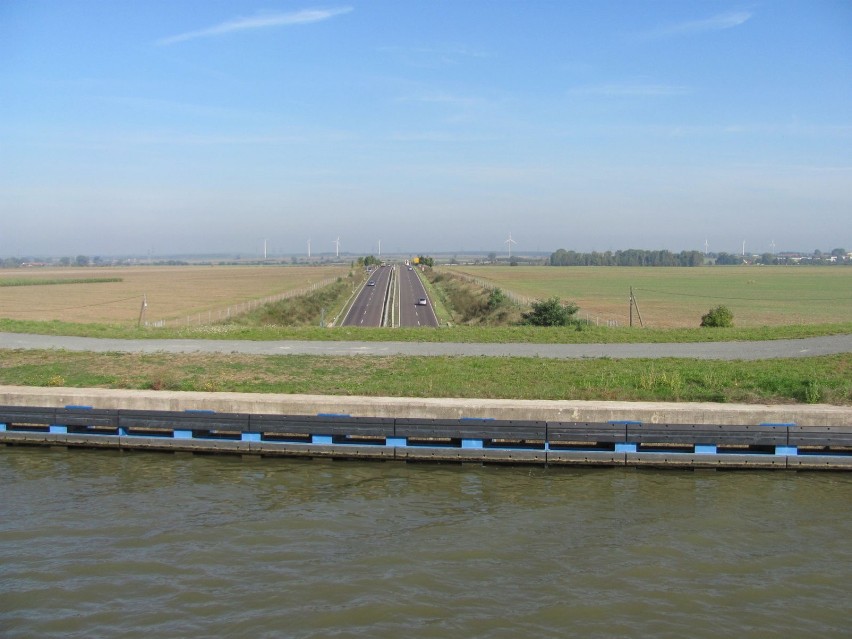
2, 447, 850, 638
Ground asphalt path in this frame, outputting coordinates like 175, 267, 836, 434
1, 332, 850, 360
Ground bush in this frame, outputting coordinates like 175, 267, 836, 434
700, 305, 734, 328
487, 288, 507, 310
522, 297, 579, 327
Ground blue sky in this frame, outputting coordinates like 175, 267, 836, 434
1, 1, 850, 257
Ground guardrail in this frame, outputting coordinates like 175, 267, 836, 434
1, 405, 850, 469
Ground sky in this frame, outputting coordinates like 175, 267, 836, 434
1, 0, 850, 258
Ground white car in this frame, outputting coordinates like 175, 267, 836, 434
417, 297, 427, 306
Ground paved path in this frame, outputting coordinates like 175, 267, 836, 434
1, 332, 850, 360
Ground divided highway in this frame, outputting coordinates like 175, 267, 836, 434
340, 263, 438, 328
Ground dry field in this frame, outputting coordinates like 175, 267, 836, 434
444, 265, 852, 328
0, 265, 350, 325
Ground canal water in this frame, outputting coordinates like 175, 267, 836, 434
2, 447, 851, 638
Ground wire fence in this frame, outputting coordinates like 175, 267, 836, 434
145, 277, 340, 328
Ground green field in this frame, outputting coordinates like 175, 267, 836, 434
444, 265, 852, 328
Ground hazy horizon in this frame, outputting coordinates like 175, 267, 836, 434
2, 1, 850, 257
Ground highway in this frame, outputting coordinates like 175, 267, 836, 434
341, 265, 392, 327
397, 265, 439, 327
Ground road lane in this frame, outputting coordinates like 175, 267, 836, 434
398, 265, 439, 327
341, 266, 392, 327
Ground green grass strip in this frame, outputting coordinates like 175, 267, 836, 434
1, 317, 851, 343
2, 350, 850, 405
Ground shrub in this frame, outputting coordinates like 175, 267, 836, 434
700, 305, 734, 328
522, 297, 579, 327
487, 288, 507, 310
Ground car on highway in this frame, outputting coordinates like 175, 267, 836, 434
417, 297, 427, 305
367, 280, 376, 286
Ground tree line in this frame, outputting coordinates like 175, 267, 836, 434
550, 249, 705, 267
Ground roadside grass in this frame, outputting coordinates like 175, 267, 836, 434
223, 276, 358, 327
1, 317, 850, 343
424, 269, 524, 326
1, 350, 849, 404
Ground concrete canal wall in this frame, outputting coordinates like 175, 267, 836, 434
2, 385, 851, 426
1, 386, 850, 470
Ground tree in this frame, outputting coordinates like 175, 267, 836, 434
522, 297, 579, 326
700, 305, 733, 328
75, 255, 89, 267
487, 252, 497, 263
714, 252, 741, 265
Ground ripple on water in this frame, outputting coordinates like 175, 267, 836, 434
1, 449, 851, 638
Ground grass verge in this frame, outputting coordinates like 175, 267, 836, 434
1, 317, 851, 343
1, 350, 850, 405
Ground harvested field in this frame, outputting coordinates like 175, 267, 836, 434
0, 265, 350, 325
444, 265, 852, 328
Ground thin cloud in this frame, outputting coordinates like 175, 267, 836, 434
641, 10, 752, 39
156, 7, 353, 46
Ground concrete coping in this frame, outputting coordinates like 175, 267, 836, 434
1, 386, 850, 427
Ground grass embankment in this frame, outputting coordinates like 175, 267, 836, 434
222, 276, 357, 327
424, 270, 523, 326
2, 350, 849, 405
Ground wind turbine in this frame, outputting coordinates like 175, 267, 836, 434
263, 239, 267, 260
505, 233, 517, 259
770, 239, 776, 254
704, 239, 709, 255
334, 237, 341, 258
307, 238, 311, 258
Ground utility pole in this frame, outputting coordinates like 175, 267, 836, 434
137, 294, 147, 327
629, 287, 643, 328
